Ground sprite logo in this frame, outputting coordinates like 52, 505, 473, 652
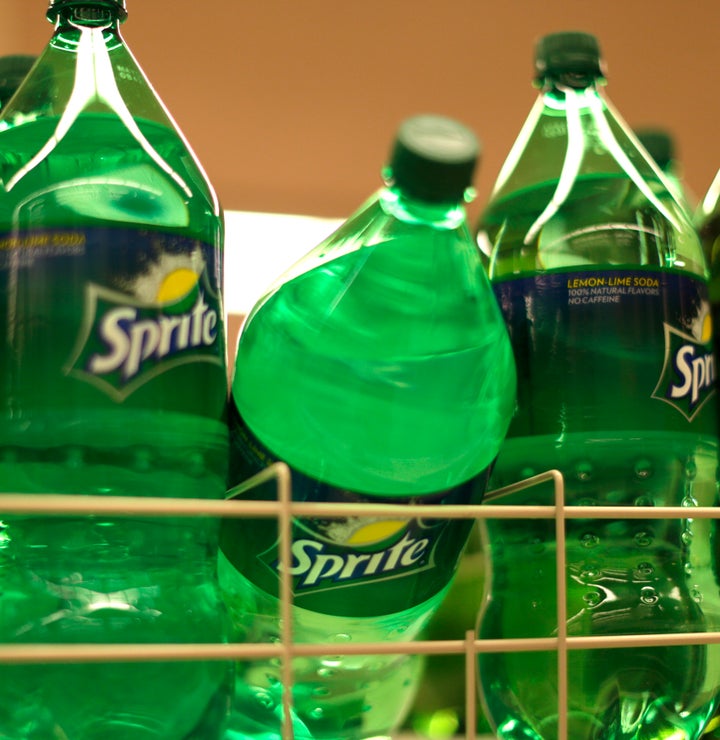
262, 516, 441, 594
66, 263, 222, 401
652, 299, 716, 421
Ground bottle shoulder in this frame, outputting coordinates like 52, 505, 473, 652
0, 25, 219, 238
0, 112, 220, 241
302, 189, 474, 258
478, 90, 706, 278
3, 26, 175, 131
488, 87, 670, 201
478, 174, 706, 278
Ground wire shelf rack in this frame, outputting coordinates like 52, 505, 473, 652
1, 462, 719, 740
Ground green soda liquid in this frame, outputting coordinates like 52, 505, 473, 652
234, 245, 513, 494
0, 113, 231, 739
478, 178, 720, 740
482, 433, 719, 740
220, 194, 516, 739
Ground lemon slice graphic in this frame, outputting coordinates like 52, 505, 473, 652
156, 268, 199, 304
701, 311, 713, 344
345, 519, 408, 547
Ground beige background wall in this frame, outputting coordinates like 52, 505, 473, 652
2, 1, 719, 226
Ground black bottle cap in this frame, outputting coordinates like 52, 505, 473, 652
387, 114, 480, 203
47, 0, 128, 23
535, 31, 604, 81
635, 128, 675, 171
0, 55, 36, 107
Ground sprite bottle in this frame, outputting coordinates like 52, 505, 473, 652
696, 163, 720, 740
475, 31, 720, 740
0, 2, 231, 738
219, 113, 517, 740
696, 167, 720, 434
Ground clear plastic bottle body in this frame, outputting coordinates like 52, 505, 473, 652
0, 5, 231, 738
234, 189, 514, 495
476, 64, 720, 740
220, 170, 516, 738
696, 174, 720, 740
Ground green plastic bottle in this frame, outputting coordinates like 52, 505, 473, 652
696, 169, 720, 435
219, 114, 517, 739
696, 163, 720, 740
0, 2, 231, 738
475, 31, 720, 740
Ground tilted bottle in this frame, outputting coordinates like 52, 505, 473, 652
219, 114, 516, 740
475, 31, 720, 740
0, 2, 231, 738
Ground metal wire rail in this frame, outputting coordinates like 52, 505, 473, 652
1, 463, 719, 740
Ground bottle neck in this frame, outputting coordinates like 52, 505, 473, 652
47, 3, 125, 57
50, 2, 124, 29
540, 72, 604, 95
539, 76, 606, 115
379, 186, 468, 229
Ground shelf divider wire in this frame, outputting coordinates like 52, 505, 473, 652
1, 464, 719, 740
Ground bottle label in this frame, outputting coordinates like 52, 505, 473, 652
493, 267, 716, 434
220, 403, 486, 617
654, 309, 714, 421
0, 227, 224, 404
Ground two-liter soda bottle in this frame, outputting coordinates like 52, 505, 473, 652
475, 31, 720, 740
219, 113, 516, 740
0, 1, 232, 738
